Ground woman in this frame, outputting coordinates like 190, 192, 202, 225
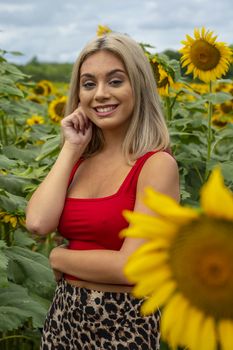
26, 32, 179, 350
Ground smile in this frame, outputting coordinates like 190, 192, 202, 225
94, 105, 118, 116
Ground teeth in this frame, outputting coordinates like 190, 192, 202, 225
96, 106, 116, 113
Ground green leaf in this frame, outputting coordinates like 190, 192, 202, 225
1, 61, 27, 79
0, 84, 24, 97
13, 229, 36, 248
5, 246, 54, 284
0, 190, 27, 212
36, 135, 60, 161
0, 306, 30, 331
0, 174, 30, 196
0, 76, 15, 85
0, 240, 9, 287
0, 282, 48, 330
3, 145, 39, 162
28, 291, 52, 311
0, 154, 18, 169
202, 92, 232, 104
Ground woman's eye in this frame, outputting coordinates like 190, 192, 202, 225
109, 79, 122, 86
82, 81, 95, 89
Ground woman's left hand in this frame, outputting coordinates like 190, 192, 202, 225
49, 245, 67, 282
52, 268, 63, 282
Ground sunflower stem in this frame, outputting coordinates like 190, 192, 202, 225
165, 96, 172, 121
204, 81, 213, 181
194, 165, 204, 184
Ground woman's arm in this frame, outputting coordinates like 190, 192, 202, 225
25, 108, 92, 236
49, 152, 180, 284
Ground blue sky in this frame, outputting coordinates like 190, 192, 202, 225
0, 0, 232, 64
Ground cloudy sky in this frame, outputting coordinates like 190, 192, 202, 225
1, 0, 232, 64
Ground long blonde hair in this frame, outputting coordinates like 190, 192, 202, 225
65, 33, 170, 162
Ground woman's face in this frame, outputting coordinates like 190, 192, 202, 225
79, 50, 134, 134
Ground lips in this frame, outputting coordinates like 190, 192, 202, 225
93, 104, 118, 116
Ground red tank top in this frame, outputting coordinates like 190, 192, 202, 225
58, 150, 165, 280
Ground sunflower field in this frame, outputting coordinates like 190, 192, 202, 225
0, 26, 233, 350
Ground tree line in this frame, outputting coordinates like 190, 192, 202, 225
16, 48, 233, 83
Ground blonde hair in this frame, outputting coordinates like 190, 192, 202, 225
65, 32, 170, 162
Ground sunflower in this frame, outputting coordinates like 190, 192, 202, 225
26, 115, 45, 126
180, 27, 232, 83
121, 168, 233, 350
150, 57, 175, 96
96, 24, 112, 37
190, 82, 209, 95
39, 80, 56, 95
0, 212, 18, 228
48, 96, 67, 123
27, 95, 44, 104
32, 81, 51, 96
212, 112, 233, 128
215, 100, 233, 115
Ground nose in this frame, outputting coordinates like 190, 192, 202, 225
94, 83, 110, 102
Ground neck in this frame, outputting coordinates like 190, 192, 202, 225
101, 127, 128, 156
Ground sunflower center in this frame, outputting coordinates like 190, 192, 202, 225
220, 102, 232, 114
151, 61, 161, 85
54, 102, 65, 117
34, 85, 46, 95
170, 217, 233, 319
158, 77, 169, 88
190, 40, 221, 71
198, 252, 230, 286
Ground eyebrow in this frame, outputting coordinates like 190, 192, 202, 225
80, 69, 126, 79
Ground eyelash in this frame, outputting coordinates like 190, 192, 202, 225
81, 79, 123, 89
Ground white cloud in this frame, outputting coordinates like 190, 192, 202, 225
0, 0, 232, 64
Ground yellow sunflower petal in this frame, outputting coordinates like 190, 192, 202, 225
124, 251, 168, 280
120, 210, 178, 239
218, 320, 233, 350
194, 28, 201, 39
144, 187, 199, 223
182, 306, 204, 350
124, 241, 171, 261
161, 293, 189, 348
132, 266, 172, 298
201, 167, 233, 220
198, 316, 216, 350
161, 293, 183, 338
120, 224, 176, 241
126, 239, 170, 259
122, 210, 176, 231
140, 280, 176, 315
186, 34, 195, 43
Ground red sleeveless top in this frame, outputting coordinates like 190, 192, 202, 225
58, 151, 164, 280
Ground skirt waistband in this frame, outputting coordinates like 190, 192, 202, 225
65, 278, 133, 293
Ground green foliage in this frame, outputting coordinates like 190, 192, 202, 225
17, 57, 73, 82
163, 82, 233, 205
0, 49, 58, 349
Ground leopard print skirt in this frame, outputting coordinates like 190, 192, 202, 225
40, 278, 160, 350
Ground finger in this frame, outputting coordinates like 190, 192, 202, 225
65, 112, 81, 132
83, 115, 91, 129
76, 112, 86, 134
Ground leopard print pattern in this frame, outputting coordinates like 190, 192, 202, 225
40, 278, 160, 350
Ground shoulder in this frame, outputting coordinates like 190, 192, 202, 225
137, 151, 179, 201
141, 151, 178, 174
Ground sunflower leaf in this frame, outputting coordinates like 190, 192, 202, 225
0, 282, 48, 330
202, 92, 232, 104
